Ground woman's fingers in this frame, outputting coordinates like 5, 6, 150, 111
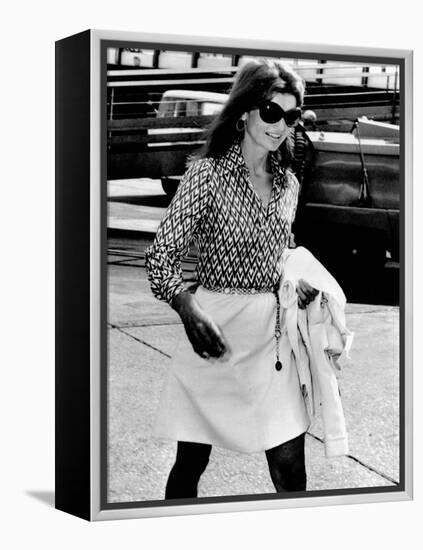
177, 295, 227, 359
296, 286, 308, 309
202, 320, 227, 357
297, 279, 319, 308
208, 321, 227, 357
299, 278, 319, 297
189, 316, 227, 358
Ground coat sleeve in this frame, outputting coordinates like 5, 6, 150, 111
144, 158, 211, 304
307, 292, 349, 458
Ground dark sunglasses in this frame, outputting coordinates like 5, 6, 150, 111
258, 100, 302, 126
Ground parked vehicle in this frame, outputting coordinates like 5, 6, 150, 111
155, 90, 227, 194
156, 89, 228, 118
293, 117, 399, 271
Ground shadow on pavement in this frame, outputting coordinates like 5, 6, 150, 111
26, 490, 55, 508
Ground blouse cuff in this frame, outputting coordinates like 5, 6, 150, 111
165, 280, 187, 306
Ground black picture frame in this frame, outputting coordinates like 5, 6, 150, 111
55, 29, 413, 521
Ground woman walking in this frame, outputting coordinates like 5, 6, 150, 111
145, 58, 318, 498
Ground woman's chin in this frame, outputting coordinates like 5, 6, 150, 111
265, 135, 286, 151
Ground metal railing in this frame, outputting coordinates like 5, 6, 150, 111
107, 49, 400, 91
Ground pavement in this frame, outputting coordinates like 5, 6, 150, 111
106, 178, 400, 503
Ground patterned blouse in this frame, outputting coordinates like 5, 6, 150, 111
145, 140, 299, 304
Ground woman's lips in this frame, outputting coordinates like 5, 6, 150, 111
266, 131, 283, 140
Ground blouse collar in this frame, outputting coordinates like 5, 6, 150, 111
217, 139, 286, 185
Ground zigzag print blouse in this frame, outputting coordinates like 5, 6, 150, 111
145, 140, 299, 304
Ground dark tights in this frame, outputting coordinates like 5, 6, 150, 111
165, 441, 212, 499
265, 433, 306, 492
165, 433, 306, 499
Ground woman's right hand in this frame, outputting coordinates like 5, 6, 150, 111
172, 291, 228, 359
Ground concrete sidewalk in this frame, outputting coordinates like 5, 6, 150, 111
107, 263, 400, 504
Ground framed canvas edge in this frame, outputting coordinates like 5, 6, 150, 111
91, 490, 412, 522
90, 28, 412, 59
403, 48, 413, 502
88, 29, 413, 521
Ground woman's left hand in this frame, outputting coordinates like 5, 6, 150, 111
296, 278, 319, 309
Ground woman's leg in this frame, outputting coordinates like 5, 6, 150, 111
165, 441, 212, 499
265, 433, 306, 492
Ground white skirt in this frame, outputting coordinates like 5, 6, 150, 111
153, 286, 310, 453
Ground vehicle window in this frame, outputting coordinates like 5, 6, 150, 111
157, 100, 176, 117
175, 101, 187, 117
186, 100, 200, 117
157, 95, 226, 118
201, 102, 224, 115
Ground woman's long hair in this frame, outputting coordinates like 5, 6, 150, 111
197, 58, 305, 167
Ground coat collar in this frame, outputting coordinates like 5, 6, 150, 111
216, 139, 286, 185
